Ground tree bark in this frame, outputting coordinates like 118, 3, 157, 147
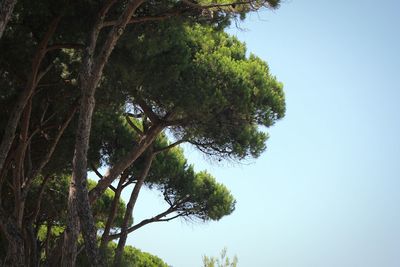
63, 79, 98, 266
61, 185, 80, 267
0, 0, 17, 38
89, 124, 162, 203
62, 1, 145, 265
0, 16, 61, 174
99, 172, 127, 253
113, 150, 154, 266
0, 215, 25, 267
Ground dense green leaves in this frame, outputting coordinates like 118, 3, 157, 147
104, 21, 285, 159
78, 242, 170, 267
0, 0, 284, 264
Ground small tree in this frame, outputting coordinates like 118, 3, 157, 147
203, 248, 238, 267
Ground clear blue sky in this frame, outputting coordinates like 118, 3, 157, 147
126, 1, 400, 266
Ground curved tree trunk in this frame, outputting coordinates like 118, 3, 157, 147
114, 151, 153, 266
99, 172, 127, 253
62, 1, 145, 266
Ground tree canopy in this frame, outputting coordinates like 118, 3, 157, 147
0, 0, 284, 266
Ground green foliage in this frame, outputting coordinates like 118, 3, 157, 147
105, 21, 285, 159
77, 242, 169, 267
1, 0, 284, 263
24, 176, 128, 229
147, 146, 236, 221
203, 248, 238, 267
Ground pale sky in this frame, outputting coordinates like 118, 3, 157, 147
126, 1, 400, 266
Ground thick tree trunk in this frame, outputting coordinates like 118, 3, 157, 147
62, 1, 145, 265
113, 151, 154, 266
0, 0, 17, 38
2, 217, 25, 267
62, 191, 79, 267
62, 80, 98, 266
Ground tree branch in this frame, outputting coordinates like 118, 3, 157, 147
0, 15, 62, 174
153, 139, 186, 155
135, 96, 161, 125
125, 115, 143, 137
181, 0, 276, 10
108, 206, 178, 239
102, 10, 182, 28
114, 150, 154, 266
22, 102, 78, 196
30, 175, 52, 223
89, 162, 117, 192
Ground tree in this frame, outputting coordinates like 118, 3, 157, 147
64, 1, 281, 264
0, 1, 284, 265
203, 248, 238, 267
77, 243, 170, 267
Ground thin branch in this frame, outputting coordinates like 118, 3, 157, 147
102, 10, 182, 28
135, 96, 161, 125
157, 213, 184, 222
90, 162, 104, 179
89, 162, 117, 192
99, 172, 127, 252
21, 102, 78, 195
114, 151, 154, 265
108, 206, 178, 239
125, 115, 143, 137
31, 175, 52, 223
35, 63, 54, 87
153, 139, 186, 155
124, 112, 143, 119
0, 15, 62, 173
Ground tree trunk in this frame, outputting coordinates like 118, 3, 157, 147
113, 151, 153, 266
0, 0, 17, 38
61, 184, 80, 267
89, 124, 162, 203
62, 78, 98, 266
62, 1, 145, 265
99, 172, 127, 253
2, 217, 25, 267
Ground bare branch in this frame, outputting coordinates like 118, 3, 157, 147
153, 139, 186, 155
89, 162, 117, 192
124, 112, 144, 119
99, 172, 128, 252
108, 206, 178, 240
102, 10, 182, 28
31, 175, 52, 223
114, 151, 154, 265
135, 96, 161, 125
90, 162, 104, 179
21, 103, 78, 196
0, 15, 62, 173
35, 63, 54, 86
125, 115, 143, 137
